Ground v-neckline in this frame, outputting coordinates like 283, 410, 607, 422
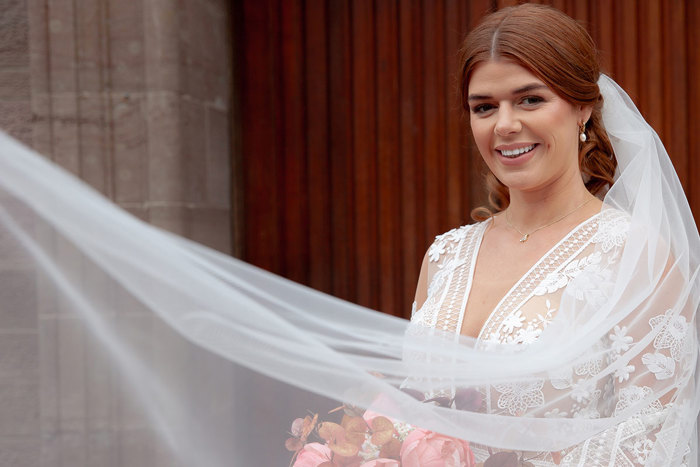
456, 213, 602, 342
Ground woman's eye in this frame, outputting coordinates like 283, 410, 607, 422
521, 96, 544, 106
471, 104, 495, 114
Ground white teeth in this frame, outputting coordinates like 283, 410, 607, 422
499, 144, 535, 157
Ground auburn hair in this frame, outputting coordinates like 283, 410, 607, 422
460, 3, 617, 221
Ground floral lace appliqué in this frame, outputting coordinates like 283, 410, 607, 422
591, 210, 630, 253
609, 325, 634, 355
631, 438, 654, 464
501, 310, 525, 334
534, 251, 602, 296
427, 225, 470, 263
641, 353, 675, 380
614, 385, 663, 416
649, 309, 691, 361
494, 380, 545, 416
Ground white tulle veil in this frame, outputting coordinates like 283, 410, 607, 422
0, 74, 697, 466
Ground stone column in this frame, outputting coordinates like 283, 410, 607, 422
22, 0, 233, 253
0, 0, 235, 465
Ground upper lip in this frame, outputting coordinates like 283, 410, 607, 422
494, 143, 537, 151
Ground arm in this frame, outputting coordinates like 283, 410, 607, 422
411, 251, 430, 319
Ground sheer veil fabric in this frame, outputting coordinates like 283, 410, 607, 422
0, 75, 697, 465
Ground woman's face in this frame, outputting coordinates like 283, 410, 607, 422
467, 60, 591, 195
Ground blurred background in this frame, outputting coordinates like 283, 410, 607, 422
1, 0, 698, 321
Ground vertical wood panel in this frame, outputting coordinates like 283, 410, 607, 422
663, 1, 688, 189
590, 0, 614, 74
376, 1, 402, 316
445, 0, 466, 229
328, 0, 355, 301
497, 0, 520, 7
398, 0, 426, 308
422, 0, 447, 240
352, 0, 378, 309
638, 0, 663, 131
304, 0, 331, 293
551, 0, 567, 13
573, 0, 588, 24
241, 0, 280, 272
280, 0, 307, 283
237, 0, 700, 318
615, 0, 639, 102
689, 0, 700, 211
466, 0, 494, 211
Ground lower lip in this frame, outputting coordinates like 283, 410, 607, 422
497, 145, 538, 166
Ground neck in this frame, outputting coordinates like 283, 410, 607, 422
506, 174, 594, 232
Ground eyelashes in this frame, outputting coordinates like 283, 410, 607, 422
520, 96, 544, 106
471, 104, 495, 114
470, 95, 546, 115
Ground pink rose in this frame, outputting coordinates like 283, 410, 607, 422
293, 442, 332, 466
360, 460, 399, 467
400, 429, 475, 467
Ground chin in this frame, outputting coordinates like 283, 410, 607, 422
496, 175, 537, 192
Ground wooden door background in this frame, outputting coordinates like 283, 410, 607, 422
233, 0, 700, 318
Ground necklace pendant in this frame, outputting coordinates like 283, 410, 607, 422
519, 234, 529, 243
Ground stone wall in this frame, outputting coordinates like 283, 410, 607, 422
0, 0, 32, 145
0, 0, 234, 465
3, 0, 233, 253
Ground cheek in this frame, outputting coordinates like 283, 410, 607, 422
547, 107, 579, 143
470, 121, 491, 150
552, 121, 578, 149
538, 115, 575, 150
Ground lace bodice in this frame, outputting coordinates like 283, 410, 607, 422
410, 210, 695, 466
413, 211, 630, 347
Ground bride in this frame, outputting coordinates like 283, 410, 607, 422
411, 3, 698, 465
415, 4, 613, 352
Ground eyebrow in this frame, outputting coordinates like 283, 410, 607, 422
467, 83, 549, 102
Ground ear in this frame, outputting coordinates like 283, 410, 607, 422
579, 105, 593, 125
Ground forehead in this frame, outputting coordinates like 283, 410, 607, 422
468, 60, 547, 95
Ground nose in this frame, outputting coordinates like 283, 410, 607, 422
494, 105, 521, 136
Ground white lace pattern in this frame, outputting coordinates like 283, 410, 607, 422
411, 209, 695, 466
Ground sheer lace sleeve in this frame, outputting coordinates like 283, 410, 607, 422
557, 265, 696, 466
553, 223, 697, 466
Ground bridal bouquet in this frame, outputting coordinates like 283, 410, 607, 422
286, 389, 481, 467
285, 409, 475, 467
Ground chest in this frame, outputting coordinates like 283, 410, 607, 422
415, 216, 605, 345
460, 234, 559, 337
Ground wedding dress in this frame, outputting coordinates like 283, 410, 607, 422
413, 208, 695, 465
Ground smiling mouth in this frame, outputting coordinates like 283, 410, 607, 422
498, 144, 537, 158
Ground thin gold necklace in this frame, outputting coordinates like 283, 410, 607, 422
505, 197, 594, 243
